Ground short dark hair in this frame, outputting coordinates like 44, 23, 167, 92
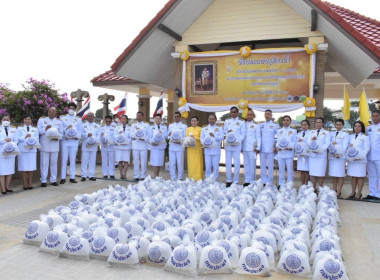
136, 111, 144, 116
155, 114, 162, 118
265, 109, 272, 114
113, 114, 118, 118
283, 115, 291, 121
335, 118, 344, 125
68, 102, 77, 109
316, 117, 324, 124
121, 115, 128, 122
208, 114, 217, 120
230, 106, 238, 112
353, 121, 365, 134
372, 110, 380, 115
105, 115, 112, 121
174, 111, 181, 116
24, 115, 32, 119
301, 119, 310, 127
1, 112, 10, 119
191, 116, 199, 121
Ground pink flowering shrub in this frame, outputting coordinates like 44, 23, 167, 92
0, 78, 69, 122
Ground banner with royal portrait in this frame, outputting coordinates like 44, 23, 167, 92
179, 46, 318, 113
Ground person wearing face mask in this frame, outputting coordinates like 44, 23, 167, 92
224, 106, 246, 187
0, 113, 18, 194
328, 119, 349, 197
276, 115, 297, 186
186, 116, 204, 181
259, 109, 278, 185
201, 114, 224, 181
112, 114, 121, 127
150, 114, 168, 178
114, 114, 132, 180
60, 103, 83, 184
16, 115, 39, 190
37, 107, 63, 187
80, 112, 99, 181
131, 111, 151, 181
242, 109, 261, 186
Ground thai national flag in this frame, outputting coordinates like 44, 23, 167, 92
153, 91, 163, 117
76, 96, 90, 120
114, 93, 128, 117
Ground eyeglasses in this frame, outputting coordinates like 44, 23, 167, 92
230, 111, 238, 113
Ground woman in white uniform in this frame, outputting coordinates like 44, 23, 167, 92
328, 119, 349, 197
0, 113, 18, 194
296, 120, 311, 185
16, 115, 39, 190
346, 121, 370, 199
114, 115, 132, 179
150, 114, 168, 178
308, 117, 330, 191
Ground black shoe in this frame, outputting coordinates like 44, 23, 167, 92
51, 182, 59, 186
28, 187, 34, 190
363, 195, 374, 200
81, 177, 86, 181
134, 178, 139, 181
226, 182, 232, 188
1, 191, 7, 195
110, 176, 115, 179
140, 178, 146, 181
89, 177, 96, 181
6, 189, 13, 193
243, 183, 250, 187
41, 183, 47, 187
115, 165, 119, 168
70, 179, 78, 183
103, 176, 108, 179
60, 179, 66, 184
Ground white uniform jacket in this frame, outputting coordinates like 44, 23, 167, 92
131, 121, 151, 150
259, 121, 278, 153
276, 127, 297, 158
81, 121, 100, 152
168, 122, 187, 152
37, 117, 63, 152
348, 132, 370, 164
114, 125, 132, 150
16, 125, 39, 153
329, 130, 349, 159
308, 128, 330, 158
98, 124, 116, 151
150, 124, 168, 150
223, 117, 246, 150
367, 123, 380, 161
201, 124, 224, 155
242, 121, 261, 152
61, 114, 83, 147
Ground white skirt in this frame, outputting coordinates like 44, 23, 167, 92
150, 148, 165, 167
297, 156, 309, 171
347, 162, 367, 177
309, 157, 327, 177
0, 155, 15, 175
328, 158, 346, 177
115, 149, 131, 162
18, 152, 37, 171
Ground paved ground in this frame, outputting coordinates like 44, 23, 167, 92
0, 164, 379, 279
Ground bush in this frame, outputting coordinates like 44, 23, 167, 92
0, 78, 70, 123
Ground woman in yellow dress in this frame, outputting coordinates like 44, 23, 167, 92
186, 116, 204, 181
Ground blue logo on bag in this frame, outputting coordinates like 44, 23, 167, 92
245, 252, 261, 268
46, 231, 59, 243
27, 222, 38, 234
286, 254, 301, 270
68, 236, 81, 247
324, 259, 341, 274
116, 244, 130, 255
208, 248, 223, 264
93, 236, 105, 248
174, 248, 188, 262
149, 246, 161, 260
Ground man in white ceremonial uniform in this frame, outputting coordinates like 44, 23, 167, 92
98, 115, 116, 178
131, 111, 151, 181
60, 102, 83, 184
150, 114, 168, 178
242, 109, 261, 186
224, 106, 246, 187
168, 112, 187, 180
365, 110, 380, 200
37, 107, 63, 187
276, 115, 297, 186
328, 119, 349, 197
259, 109, 278, 185
201, 114, 224, 181
80, 112, 99, 181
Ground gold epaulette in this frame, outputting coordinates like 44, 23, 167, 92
10, 125, 16, 128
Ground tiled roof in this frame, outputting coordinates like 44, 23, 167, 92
91, 70, 131, 83
313, 0, 380, 59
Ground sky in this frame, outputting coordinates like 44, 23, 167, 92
0, 0, 379, 122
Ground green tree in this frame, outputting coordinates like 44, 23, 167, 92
348, 110, 359, 128
277, 116, 284, 127
95, 108, 103, 119
323, 107, 334, 123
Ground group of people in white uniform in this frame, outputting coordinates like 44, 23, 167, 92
1, 104, 379, 201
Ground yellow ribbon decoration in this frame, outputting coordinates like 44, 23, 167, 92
179, 50, 190, 61
239, 46, 251, 58
178, 97, 187, 107
238, 99, 249, 119
181, 111, 188, 119
305, 43, 318, 55
304, 97, 316, 117
178, 97, 189, 119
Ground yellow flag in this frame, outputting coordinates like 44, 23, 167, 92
359, 89, 371, 127
342, 85, 351, 120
